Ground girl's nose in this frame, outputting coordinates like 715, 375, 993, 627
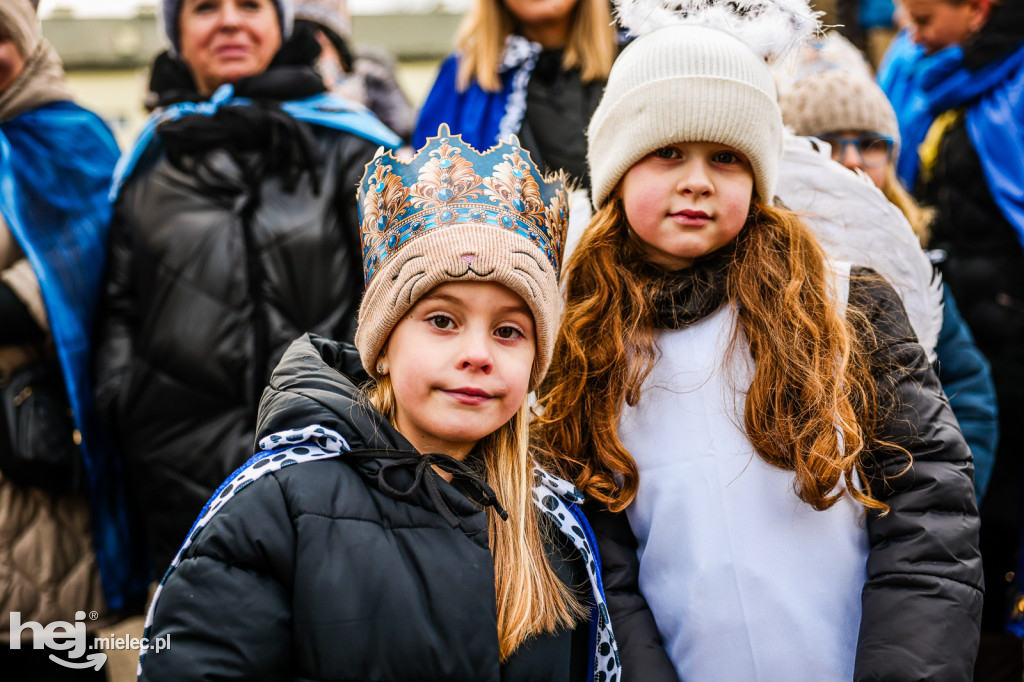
676, 161, 713, 196
457, 332, 494, 373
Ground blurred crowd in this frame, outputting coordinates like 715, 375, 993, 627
0, 0, 1022, 679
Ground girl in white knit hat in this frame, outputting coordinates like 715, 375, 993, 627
533, 2, 982, 679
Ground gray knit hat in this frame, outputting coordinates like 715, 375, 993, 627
355, 125, 569, 390
778, 69, 901, 156
294, 0, 352, 40
161, 0, 295, 56
588, 24, 783, 208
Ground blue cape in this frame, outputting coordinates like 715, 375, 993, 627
0, 101, 150, 610
878, 31, 1024, 247
413, 54, 517, 151
111, 85, 403, 200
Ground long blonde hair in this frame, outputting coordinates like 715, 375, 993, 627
454, 0, 617, 92
533, 194, 896, 515
366, 374, 584, 660
882, 164, 935, 246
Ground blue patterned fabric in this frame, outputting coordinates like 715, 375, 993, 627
359, 125, 569, 286
0, 101, 149, 610
110, 84, 402, 200
879, 31, 1024, 247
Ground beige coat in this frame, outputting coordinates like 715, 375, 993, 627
0, 214, 108, 642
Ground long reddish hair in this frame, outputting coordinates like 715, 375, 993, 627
533, 194, 896, 514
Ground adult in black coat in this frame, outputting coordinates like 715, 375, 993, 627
93, 0, 399, 573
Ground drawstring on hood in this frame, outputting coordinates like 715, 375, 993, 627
348, 448, 509, 527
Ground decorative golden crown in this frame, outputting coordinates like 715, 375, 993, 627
358, 124, 570, 287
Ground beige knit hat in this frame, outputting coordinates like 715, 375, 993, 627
778, 69, 901, 156
588, 24, 784, 208
355, 125, 569, 390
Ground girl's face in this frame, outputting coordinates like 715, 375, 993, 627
502, 0, 580, 47
621, 142, 754, 271
382, 281, 536, 459
178, 0, 282, 95
0, 36, 25, 94
902, 0, 987, 54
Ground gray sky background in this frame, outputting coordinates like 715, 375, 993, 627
39, 0, 470, 18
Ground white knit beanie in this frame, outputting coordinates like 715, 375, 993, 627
161, 0, 295, 56
588, 24, 783, 208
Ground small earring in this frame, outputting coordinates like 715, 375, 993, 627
377, 362, 386, 375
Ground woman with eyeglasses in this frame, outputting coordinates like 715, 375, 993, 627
780, 68, 999, 507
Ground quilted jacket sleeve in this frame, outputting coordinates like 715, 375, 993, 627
584, 501, 681, 682
138, 474, 296, 681
851, 271, 983, 682
92, 207, 136, 438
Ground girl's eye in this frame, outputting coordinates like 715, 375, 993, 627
653, 147, 681, 159
427, 315, 455, 330
712, 151, 743, 164
495, 325, 524, 341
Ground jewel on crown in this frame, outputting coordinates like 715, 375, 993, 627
358, 124, 569, 287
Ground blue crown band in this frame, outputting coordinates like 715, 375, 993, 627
359, 125, 568, 288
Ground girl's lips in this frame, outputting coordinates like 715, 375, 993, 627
443, 388, 494, 405
670, 210, 711, 226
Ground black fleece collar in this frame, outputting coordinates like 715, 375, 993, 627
641, 245, 734, 331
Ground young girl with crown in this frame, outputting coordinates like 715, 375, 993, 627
135, 125, 619, 682
533, 2, 983, 679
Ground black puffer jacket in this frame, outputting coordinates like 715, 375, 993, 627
93, 61, 381, 572
138, 334, 605, 681
591, 271, 983, 681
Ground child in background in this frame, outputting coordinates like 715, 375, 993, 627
779, 68, 998, 507
136, 125, 618, 682
533, 3, 982, 679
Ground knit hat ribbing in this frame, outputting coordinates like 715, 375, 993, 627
161, 0, 295, 55
355, 127, 569, 390
778, 69, 901, 155
588, 25, 783, 208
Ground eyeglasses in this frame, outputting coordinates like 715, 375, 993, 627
819, 133, 895, 169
